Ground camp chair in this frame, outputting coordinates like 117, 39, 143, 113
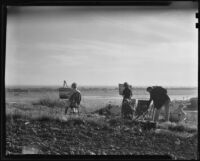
133, 100, 154, 121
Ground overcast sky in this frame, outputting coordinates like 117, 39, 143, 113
6, 4, 198, 87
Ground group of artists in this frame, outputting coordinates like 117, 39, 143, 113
121, 82, 170, 122
62, 80, 171, 123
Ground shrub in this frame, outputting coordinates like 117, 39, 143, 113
157, 120, 197, 133
108, 118, 121, 127
6, 113, 24, 121
158, 121, 197, 133
188, 97, 198, 109
32, 98, 67, 108
168, 124, 185, 132
169, 114, 180, 123
33, 115, 53, 122
168, 123, 197, 133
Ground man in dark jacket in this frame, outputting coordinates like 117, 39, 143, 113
146, 86, 170, 122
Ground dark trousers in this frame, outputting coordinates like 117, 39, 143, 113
153, 99, 170, 122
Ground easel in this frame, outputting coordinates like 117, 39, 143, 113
133, 100, 155, 121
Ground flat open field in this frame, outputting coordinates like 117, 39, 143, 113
6, 86, 198, 124
5, 86, 198, 158
5, 86, 198, 110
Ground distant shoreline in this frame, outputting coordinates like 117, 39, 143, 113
5, 85, 198, 90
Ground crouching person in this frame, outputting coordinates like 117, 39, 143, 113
146, 86, 171, 123
68, 82, 81, 115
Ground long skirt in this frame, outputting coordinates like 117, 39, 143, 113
121, 100, 133, 119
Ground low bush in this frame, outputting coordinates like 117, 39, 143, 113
168, 123, 197, 133
32, 98, 67, 108
6, 113, 26, 121
169, 114, 180, 123
157, 121, 197, 133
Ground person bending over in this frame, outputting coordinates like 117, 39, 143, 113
146, 86, 171, 122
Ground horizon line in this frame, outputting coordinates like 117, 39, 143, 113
5, 84, 198, 88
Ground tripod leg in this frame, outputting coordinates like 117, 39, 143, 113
142, 111, 148, 121
152, 108, 155, 120
65, 106, 69, 115
78, 108, 80, 116
134, 115, 141, 121
147, 106, 152, 119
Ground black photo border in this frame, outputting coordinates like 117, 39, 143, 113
0, 0, 199, 160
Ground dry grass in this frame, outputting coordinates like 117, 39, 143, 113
6, 89, 198, 135
6, 98, 198, 134
32, 97, 67, 108
5, 88, 198, 157
7, 103, 197, 137
6, 102, 65, 122
157, 121, 197, 133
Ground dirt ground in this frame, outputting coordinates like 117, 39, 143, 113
5, 88, 198, 158
6, 112, 198, 159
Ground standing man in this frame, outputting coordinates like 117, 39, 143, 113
69, 82, 81, 115
146, 86, 171, 122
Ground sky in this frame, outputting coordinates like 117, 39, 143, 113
5, 3, 198, 87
